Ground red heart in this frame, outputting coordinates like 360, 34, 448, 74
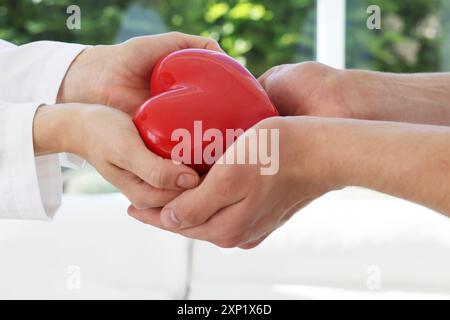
133, 49, 278, 174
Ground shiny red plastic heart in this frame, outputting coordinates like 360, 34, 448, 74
133, 49, 278, 174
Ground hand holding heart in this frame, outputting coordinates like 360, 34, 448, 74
58, 32, 223, 115
34, 103, 201, 209
128, 50, 341, 248
128, 116, 343, 249
50, 33, 224, 208
50, 33, 350, 247
133, 49, 278, 174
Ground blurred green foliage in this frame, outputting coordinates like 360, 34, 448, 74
0, 0, 315, 76
0, 0, 129, 44
0, 0, 448, 76
347, 0, 450, 72
153, 0, 316, 76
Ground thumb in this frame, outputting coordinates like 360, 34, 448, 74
160, 167, 245, 230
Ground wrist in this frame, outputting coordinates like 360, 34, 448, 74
338, 69, 392, 121
33, 104, 80, 156
57, 46, 107, 105
283, 117, 349, 192
306, 118, 403, 192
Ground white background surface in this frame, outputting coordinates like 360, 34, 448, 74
0, 188, 450, 299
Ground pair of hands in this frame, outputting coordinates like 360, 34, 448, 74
43, 33, 353, 249
37, 33, 223, 209
127, 63, 353, 249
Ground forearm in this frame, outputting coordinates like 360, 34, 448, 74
342, 70, 450, 125
316, 118, 450, 215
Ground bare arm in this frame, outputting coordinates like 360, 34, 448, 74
342, 70, 450, 125
128, 116, 450, 249
314, 118, 450, 215
260, 62, 450, 126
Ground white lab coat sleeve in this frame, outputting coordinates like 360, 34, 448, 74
0, 101, 61, 220
0, 40, 88, 168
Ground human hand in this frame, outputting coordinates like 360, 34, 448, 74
57, 32, 223, 114
259, 62, 363, 119
259, 62, 450, 126
128, 116, 343, 248
125, 113, 450, 233
33, 104, 200, 208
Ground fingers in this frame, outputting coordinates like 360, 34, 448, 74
107, 165, 181, 209
258, 64, 289, 89
128, 206, 164, 228
236, 199, 315, 249
119, 139, 200, 192
159, 167, 247, 230
258, 67, 277, 89
178, 198, 313, 249
128, 204, 253, 250
159, 183, 244, 230
128, 197, 310, 249
238, 232, 271, 250
129, 201, 264, 249
168, 32, 225, 53
177, 201, 255, 248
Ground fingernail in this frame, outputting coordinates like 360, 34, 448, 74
177, 173, 198, 189
161, 208, 180, 229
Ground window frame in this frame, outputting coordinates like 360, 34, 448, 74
316, 0, 346, 69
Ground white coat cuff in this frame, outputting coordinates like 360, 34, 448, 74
36, 41, 88, 104
59, 153, 85, 169
2, 102, 61, 220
